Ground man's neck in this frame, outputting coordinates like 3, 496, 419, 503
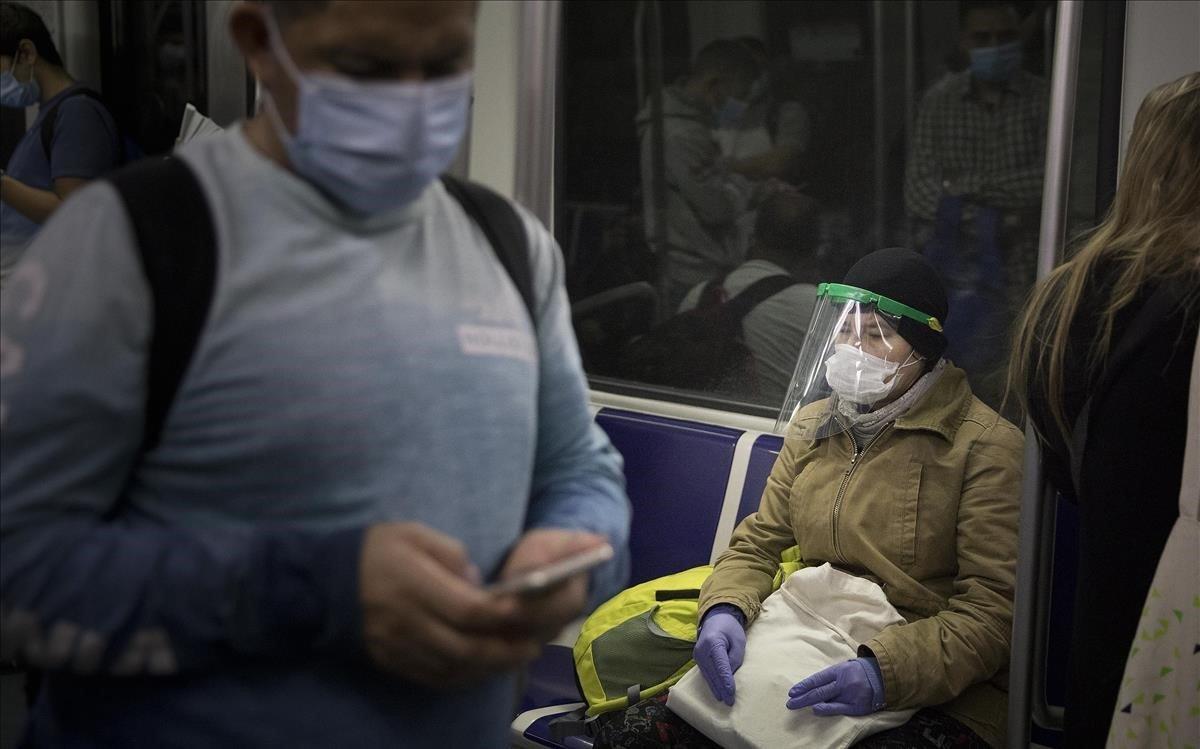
36, 66, 75, 103
970, 75, 1009, 105
243, 113, 292, 172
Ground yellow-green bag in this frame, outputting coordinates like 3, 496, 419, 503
573, 546, 804, 717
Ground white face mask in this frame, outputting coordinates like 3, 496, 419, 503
823, 344, 917, 405
262, 12, 471, 215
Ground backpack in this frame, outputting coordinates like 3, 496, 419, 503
617, 273, 797, 394
105, 157, 534, 452
40, 87, 141, 166
573, 547, 805, 719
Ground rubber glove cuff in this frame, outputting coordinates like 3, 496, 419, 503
702, 603, 746, 627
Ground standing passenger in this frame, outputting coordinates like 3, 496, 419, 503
0, 1, 122, 282
1007, 72, 1200, 749
904, 0, 1047, 406
0, 1, 630, 747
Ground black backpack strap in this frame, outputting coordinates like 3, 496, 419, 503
1068, 280, 1186, 494
440, 174, 536, 325
107, 157, 217, 453
39, 87, 105, 160
721, 274, 798, 324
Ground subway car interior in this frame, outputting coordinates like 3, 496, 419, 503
0, 1, 1197, 747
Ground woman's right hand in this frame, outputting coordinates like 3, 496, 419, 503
693, 604, 747, 706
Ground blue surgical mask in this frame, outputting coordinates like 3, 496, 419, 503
0, 65, 40, 108
263, 13, 472, 215
715, 96, 748, 128
968, 41, 1022, 83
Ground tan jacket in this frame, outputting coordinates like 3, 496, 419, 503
699, 364, 1023, 748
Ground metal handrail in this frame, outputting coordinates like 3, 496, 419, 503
871, 0, 887, 247
514, 0, 561, 228
1007, 2, 1084, 745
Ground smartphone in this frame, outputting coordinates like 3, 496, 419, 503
488, 543, 614, 596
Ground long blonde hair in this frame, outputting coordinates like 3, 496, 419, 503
1007, 71, 1200, 445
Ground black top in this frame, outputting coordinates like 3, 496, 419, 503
1026, 264, 1199, 748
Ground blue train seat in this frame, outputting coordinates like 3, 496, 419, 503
594, 409, 742, 586
735, 434, 784, 525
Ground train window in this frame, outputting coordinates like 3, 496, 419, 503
559, 0, 1119, 417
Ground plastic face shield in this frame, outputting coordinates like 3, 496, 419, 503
774, 283, 943, 432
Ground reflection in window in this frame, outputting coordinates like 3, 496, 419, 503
561, 0, 1111, 414
99, 0, 208, 156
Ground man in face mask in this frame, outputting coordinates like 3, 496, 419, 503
636, 38, 761, 310
0, 1, 122, 283
0, 1, 630, 746
903, 0, 1048, 409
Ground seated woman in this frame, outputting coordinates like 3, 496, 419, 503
595, 248, 1023, 749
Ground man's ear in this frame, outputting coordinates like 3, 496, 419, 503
229, 3, 274, 82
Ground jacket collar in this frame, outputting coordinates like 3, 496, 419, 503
795, 364, 973, 444
891, 364, 973, 442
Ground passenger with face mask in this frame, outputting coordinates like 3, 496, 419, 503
595, 248, 1023, 749
0, 1, 121, 283
636, 38, 762, 311
903, 0, 1048, 409
0, 1, 630, 746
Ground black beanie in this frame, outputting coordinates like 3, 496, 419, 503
842, 247, 949, 361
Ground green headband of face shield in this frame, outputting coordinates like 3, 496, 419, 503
817, 283, 944, 333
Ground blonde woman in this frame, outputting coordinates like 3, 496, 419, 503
1008, 72, 1200, 748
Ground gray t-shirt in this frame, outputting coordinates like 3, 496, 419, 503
680, 259, 817, 405
0, 127, 629, 746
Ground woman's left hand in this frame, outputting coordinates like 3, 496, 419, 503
786, 657, 886, 716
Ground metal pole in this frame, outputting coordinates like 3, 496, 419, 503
647, 0, 669, 316
872, 0, 887, 247
1007, 2, 1084, 746
904, 0, 916, 130
514, 0, 561, 229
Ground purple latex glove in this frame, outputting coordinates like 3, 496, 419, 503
786, 657, 886, 716
693, 604, 746, 706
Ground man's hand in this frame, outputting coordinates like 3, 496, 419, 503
493, 529, 607, 642
359, 522, 542, 688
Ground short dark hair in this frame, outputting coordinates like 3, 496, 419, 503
258, 0, 331, 26
0, 2, 64, 67
959, 0, 1019, 27
692, 38, 760, 84
754, 192, 820, 258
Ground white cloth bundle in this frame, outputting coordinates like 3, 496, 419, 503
668, 564, 916, 749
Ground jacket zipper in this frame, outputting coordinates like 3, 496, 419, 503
831, 423, 892, 561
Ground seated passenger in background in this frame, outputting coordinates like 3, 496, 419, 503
713, 37, 811, 261
1008, 72, 1200, 749
678, 190, 821, 405
637, 38, 760, 310
0, 1, 121, 283
0, 1, 630, 747
904, 0, 1047, 406
597, 248, 1023, 749
713, 37, 810, 185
